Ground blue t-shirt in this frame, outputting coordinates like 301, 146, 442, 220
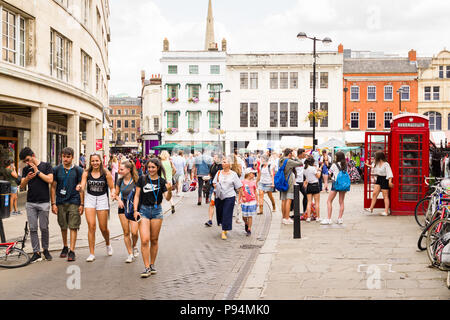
53, 165, 83, 205
194, 155, 212, 176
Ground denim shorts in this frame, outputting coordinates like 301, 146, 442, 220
258, 182, 273, 192
10, 186, 18, 194
139, 204, 164, 220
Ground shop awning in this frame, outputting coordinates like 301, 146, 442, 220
185, 110, 202, 116
344, 131, 365, 144
164, 83, 181, 89
185, 83, 202, 89
430, 131, 446, 145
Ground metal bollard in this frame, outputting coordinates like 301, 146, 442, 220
293, 184, 301, 239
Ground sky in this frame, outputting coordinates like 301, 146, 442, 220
108, 0, 450, 97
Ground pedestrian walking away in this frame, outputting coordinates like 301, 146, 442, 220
212, 156, 243, 240
194, 151, 213, 206
240, 168, 259, 236
50, 147, 84, 262
19, 147, 54, 263
172, 150, 187, 197
205, 155, 222, 227
364, 151, 394, 216
133, 158, 172, 278
303, 156, 323, 222
323, 151, 350, 225
114, 160, 140, 263
160, 150, 177, 214
80, 154, 115, 262
0, 159, 20, 215
256, 156, 276, 213
320, 149, 331, 192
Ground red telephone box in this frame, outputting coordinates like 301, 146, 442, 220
364, 114, 430, 215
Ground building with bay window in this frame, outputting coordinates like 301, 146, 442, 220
0, 0, 111, 175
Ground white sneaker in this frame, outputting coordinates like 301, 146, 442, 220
306, 218, 311, 222
320, 219, 330, 225
316, 218, 322, 223
282, 219, 293, 225
106, 245, 113, 256
337, 218, 344, 224
287, 218, 294, 224
133, 247, 139, 258
380, 212, 389, 216
125, 254, 134, 263
86, 254, 95, 262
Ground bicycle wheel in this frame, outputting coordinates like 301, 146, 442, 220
425, 218, 450, 269
415, 197, 431, 228
0, 245, 31, 268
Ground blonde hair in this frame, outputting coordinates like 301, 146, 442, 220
120, 160, 139, 183
160, 150, 170, 161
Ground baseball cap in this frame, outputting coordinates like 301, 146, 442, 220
245, 167, 257, 175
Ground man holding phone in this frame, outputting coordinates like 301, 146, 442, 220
19, 147, 54, 264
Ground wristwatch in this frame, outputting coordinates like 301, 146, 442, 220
36, 171, 41, 176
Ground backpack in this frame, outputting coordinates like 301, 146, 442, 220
274, 159, 291, 192
334, 164, 351, 192
122, 178, 141, 222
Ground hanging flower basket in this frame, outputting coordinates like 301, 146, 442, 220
188, 97, 200, 103
167, 97, 179, 103
187, 128, 199, 134
305, 110, 328, 122
209, 128, 226, 135
166, 127, 178, 135
209, 97, 219, 103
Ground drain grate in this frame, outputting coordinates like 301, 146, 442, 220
240, 244, 262, 249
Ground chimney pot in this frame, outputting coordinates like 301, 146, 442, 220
408, 49, 417, 62
338, 44, 344, 54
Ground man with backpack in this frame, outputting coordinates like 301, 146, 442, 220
50, 147, 84, 261
275, 148, 303, 225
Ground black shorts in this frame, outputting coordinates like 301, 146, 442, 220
306, 183, 320, 195
376, 176, 389, 190
118, 207, 125, 214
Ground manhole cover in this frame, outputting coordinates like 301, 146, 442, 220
240, 244, 262, 249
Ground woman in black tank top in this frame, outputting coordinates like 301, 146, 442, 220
80, 154, 115, 262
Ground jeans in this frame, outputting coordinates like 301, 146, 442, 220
26, 202, 50, 253
215, 196, 235, 231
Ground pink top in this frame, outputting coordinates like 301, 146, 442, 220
241, 179, 257, 203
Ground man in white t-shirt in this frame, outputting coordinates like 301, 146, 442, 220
172, 150, 187, 196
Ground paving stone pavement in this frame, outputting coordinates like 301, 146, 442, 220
0, 191, 271, 300
238, 184, 450, 300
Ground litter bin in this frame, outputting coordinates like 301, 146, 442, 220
0, 180, 11, 220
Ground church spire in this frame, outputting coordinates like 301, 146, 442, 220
204, 0, 215, 50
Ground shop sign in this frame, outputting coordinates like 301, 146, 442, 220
96, 139, 103, 151
398, 123, 425, 128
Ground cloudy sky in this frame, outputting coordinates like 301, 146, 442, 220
109, 0, 450, 97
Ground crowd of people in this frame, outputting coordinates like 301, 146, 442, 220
8, 144, 394, 279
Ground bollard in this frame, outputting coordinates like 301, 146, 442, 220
0, 219, 5, 242
293, 184, 301, 239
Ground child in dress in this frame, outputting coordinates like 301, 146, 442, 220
239, 168, 259, 236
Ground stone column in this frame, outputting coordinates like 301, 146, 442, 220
85, 118, 96, 157
67, 112, 80, 166
30, 104, 48, 161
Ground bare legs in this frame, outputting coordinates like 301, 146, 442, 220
327, 191, 346, 220
85, 208, 110, 255
139, 218, 163, 268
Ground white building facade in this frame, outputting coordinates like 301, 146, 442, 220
223, 52, 344, 154
141, 73, 163, 155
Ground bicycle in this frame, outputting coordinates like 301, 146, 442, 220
417, 202, 450, 251
0, 222, 31, 268
425, 216, 450, 271
414, 177, 447, 229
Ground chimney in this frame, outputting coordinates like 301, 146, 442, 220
408, 49, 416, 62
141, 70, 145, 86
222, 38, 227, 52
163, 38, 169, 51
338, 44, 344, 54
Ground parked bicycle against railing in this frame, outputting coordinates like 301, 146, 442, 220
0, 222, 30, 268
414, 177, 447, 229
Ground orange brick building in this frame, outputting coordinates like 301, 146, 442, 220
343, 48, 419, 132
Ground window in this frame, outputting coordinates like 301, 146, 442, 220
270, 103, 278, 127
250, 73, 258, 89
401, 86, 410, 100
153, 117, 159, 131
424, 87, 431, 101
210, 65, 220, 74
81, 50, 91, 91
310, 102, 318, 127
50, 30, 71, 81
168, 65, 177, 74
124, 109, 128, 115
131, 133, 135, 142
117, 109, 121, 115
240, 73, 248, 89
109, 109, 112, 115
439, 66, 444, 78
117, 120, 121, 128
447, 66, 450, 79
57, 0, 69, 7
167, 112, 178, 128
2, 9, 26, 66
351, 86, 359, 101
320, 102, 328, 128
310, 72, 318, 88
131, 120, 135, 128
124, 120, 129, 128
189, 65, 199, 74
96, 8, 101, 43
384, 112, 393, 129
320, 72, 328, 89
425, 111, 442, 131
250, 103, 258, 127
367, 112, 376, 129
290, 103, 298, 127
96, 65, 100, 93
350, 112, 359, 129
433, 86, 440, 100
290, 72, 298, 89
167, 84, 178, 99
131, 109, 136, 115
240, 103, 248, 127
124, 133, 128, 142
209, 84, 222, 98
187, 112, 200, 130
270, 72, 278, 89
280, 72, 288, 89
280, 103, 288, 127
367, 86, 376, 101
188, 85, 200, 99
117, 132, 121, 141
209, 111, 219, 129
384, 86, 393, 100
82, 0, 91, 27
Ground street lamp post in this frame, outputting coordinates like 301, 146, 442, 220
297, 32, 332, 151
397, 87, 403, 113
209, 89, 230, 154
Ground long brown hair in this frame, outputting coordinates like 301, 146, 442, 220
231, 154, 242, 177
88, 154, 107, 176
374, 151, 387, 166
121, 160, 139, 183
335, 151, 347, 171
146, 158, 166, 179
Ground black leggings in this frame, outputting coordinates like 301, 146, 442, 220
197, 177, 211, 199
289, 184, 308, 213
